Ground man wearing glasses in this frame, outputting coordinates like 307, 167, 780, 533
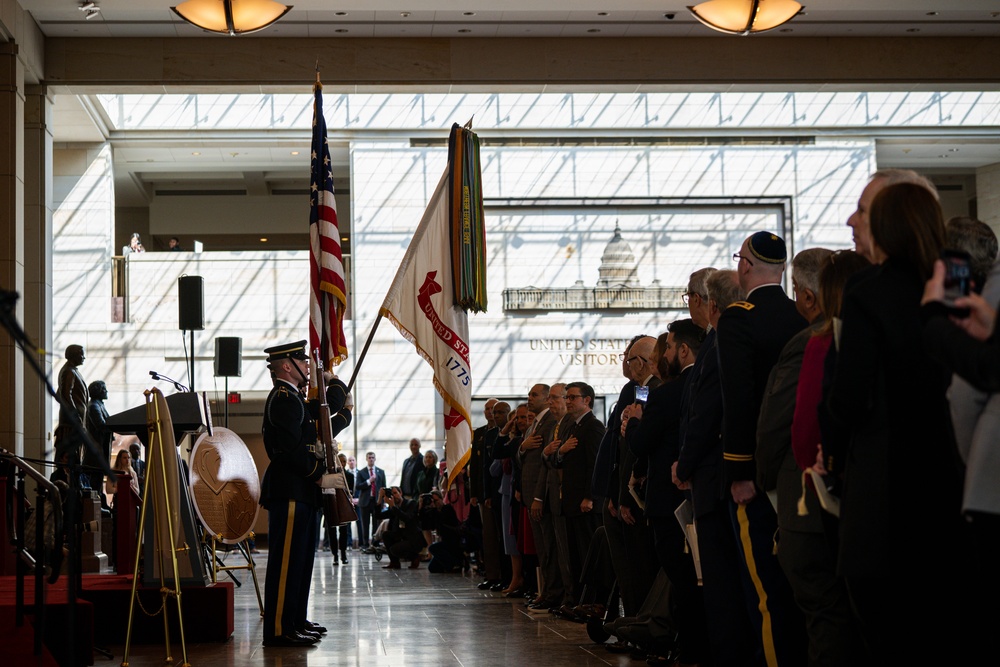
684, 267, 717, 331
717, 232, 808, 666
614, 336, 662, 623
526, 383, 572, 613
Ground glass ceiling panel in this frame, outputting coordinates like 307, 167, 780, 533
95, 91, 1000, 132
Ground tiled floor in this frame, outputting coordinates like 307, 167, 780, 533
108, 548, 633, 667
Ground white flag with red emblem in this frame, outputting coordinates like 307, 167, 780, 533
379, 169, 473, 487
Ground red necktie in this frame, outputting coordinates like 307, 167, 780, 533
370, 468, 376, 496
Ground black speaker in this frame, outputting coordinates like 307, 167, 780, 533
178, 275, 205, 331
214, 337, 242, 377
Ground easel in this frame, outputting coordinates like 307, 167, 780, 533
203, 532, 263, 616
122, 388, 191, 667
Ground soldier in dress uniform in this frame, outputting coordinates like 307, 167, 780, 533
717, 231, 808, 666
260, 340, 352, 648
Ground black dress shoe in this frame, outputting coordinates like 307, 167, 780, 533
298, 629, 322, 641
263, 633, 318, 648
340, 551, 348, 562
504, 588, 526, 598
476, 580, 495, 590
604, 640, 633, 654
490, 581, 506, 592
304, 620, 328, 634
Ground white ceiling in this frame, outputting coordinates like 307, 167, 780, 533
21, 1, 1000, 39
32, 0, 1000, 225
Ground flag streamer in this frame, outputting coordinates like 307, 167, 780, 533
309, 77, 349, 366
448, 122, 488, 313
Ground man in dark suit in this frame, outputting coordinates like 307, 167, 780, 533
517, 383, 559, 611
615, 336, 661, 620
590, 339, 640, 629
551, 381, 605, 610
717, 231, 808, 666
674, 269, 759, 666
469, 397, 502, 589
755, 247, 865, 666
400, 438, 423, 500
530, 383, 574, 612
629, 319, 709, 666
355, 451, 387, 552
378, 487, 426, 569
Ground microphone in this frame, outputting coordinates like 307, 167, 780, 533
148, 370, 189, 393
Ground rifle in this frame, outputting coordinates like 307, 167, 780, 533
312, 349, 357, 528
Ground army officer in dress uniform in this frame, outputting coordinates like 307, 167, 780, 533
260, 340, 352, 648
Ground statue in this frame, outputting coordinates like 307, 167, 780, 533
85, 380, 112, 505
55, 344, 89, 462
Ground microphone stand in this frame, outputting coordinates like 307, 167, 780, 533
0, 289, 116, 665
149, 370, 190, 393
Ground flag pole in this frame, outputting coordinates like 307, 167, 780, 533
346, 314, 382, 393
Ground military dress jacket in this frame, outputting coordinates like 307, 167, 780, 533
718, 285, 807, 485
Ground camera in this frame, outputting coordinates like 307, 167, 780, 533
634, 385, 649, 404
942, 249, 972, 317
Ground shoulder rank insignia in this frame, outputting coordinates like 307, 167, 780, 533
728, 301, 754, 311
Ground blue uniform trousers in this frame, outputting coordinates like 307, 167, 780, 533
264, 500, 319, 640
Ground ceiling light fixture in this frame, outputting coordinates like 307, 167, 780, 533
84, 9, 100, 19
688, 0, 802, 35
78, 1, 98, 10
171, 0, 293, 36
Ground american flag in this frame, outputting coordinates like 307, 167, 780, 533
309, 80, 348, 366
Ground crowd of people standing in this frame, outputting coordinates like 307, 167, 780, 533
453, 168, 998, 667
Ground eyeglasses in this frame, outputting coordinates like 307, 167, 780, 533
565, 393, 583, 401
549, 394, 566, 401
625, 355, 647, 365
681, 291, 704, 305
733, 252, 754, 267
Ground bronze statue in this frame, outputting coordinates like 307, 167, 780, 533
55, 344, 89, 461
85, 380, 112, 501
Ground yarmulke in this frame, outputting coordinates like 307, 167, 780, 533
748, 231, 787, 264
264, 340, 309, 361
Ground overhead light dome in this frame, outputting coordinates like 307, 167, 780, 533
688, 0, 803, 35
172, 0, 292, 36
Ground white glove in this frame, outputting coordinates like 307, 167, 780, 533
344, 392, 355, 410
318, 473, 347, 490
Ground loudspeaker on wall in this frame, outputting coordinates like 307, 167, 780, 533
178, 275, 205, 331
214, 337, 242, 377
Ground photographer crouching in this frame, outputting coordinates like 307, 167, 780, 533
420, 490, 466, 573
378, 486, 426, 569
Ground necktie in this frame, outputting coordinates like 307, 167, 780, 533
370, 468, 376, 497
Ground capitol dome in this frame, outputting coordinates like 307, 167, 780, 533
597, 223, 639, 286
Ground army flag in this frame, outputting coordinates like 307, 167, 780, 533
379, 176, 474, 488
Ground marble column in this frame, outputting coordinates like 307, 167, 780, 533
23, 85, 53, 464
0, 42, 25, 458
